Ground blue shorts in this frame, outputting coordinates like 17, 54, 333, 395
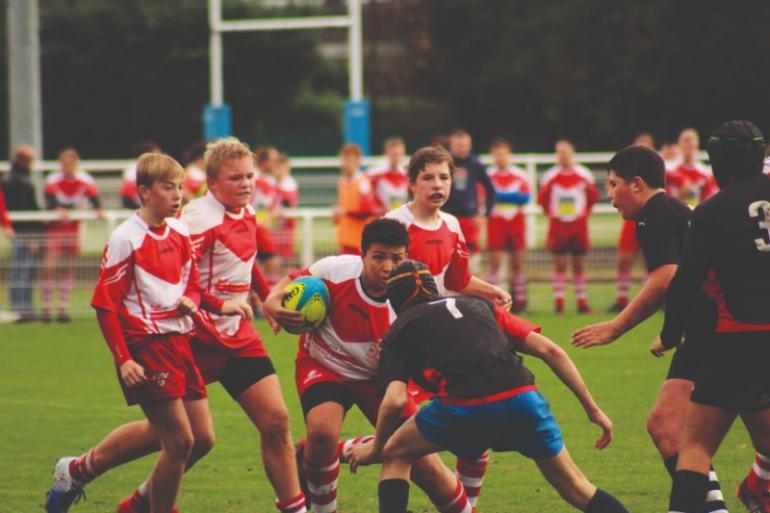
414, 390, 564, 461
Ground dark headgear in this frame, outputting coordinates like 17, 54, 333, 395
386, 260, 439, 314
707, 120, 766, 188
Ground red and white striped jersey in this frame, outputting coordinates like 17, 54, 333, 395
487, 165, 530, 220
386, 204, 471, 294
275, 175, 299, 230
182, 193, 268, 349
251, 169, 279, 226
665, 162, 716, 207
44, 171, 99, 207
538, 165, 599, 222
367, 163, 409, 211
298, 254, 394, 381
91, 214, 197, 343
0, 184, 11, 228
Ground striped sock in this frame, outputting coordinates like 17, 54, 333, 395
276, 492, 308, 513
705, 466, 727, 513
304, 455, 339, 513
41, 277, 54, 315
616, 271, 631, 305
337, 435, 374, 463
58, 273, 74, 313
512, 272, 527, 305
456, 453, 488, 509
68, 449, 102, 486
432, 478, 472, 513
574, 273, 588, 303
553, 272, 566, 306
746, 453, 770, 495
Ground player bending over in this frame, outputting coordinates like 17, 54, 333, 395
264, 218, 475, 513
348, 260, 629, 513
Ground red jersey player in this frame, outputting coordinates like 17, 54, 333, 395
41, 147, 105, 322
45, 154, 227, 513
538, 139, 600, 314
485, 139, 531, 312
252, 146, 282, 285
44, 141, 307, 513
272, 153, 299, 260
0, 181, 13, 239
263, 219, 472, 513
367, 137, 409, 212
182, 141, 207, 203
666, 128, 716, 207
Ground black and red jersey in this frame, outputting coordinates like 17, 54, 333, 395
377, 295, 539, 401
661, 173, 770, 347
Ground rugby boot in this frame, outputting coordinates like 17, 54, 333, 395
45, 457, 86, 513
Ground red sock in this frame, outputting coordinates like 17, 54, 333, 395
304, 455, 339, 513
275, 492, 307, 513
337, 435, 374, 463
747, 453, 770, 493
456, 453, 488, 509
432, 478, 472, 513
68, 449, 101, 485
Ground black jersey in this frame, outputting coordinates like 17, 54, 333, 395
376, 295, 535, 400
636, 192, 691, 272
661, 174, 770, 346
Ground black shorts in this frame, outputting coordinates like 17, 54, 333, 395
691, 331, 770, 412
219, 356, 276, 400
666, 340, 701, 381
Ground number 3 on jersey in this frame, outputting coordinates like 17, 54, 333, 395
749, 200, 770, 252
431, 297, 464, 319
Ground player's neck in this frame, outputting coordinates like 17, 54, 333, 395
640, 188, 665, 206
408, 201, 440, 224
138, 207, 167, 228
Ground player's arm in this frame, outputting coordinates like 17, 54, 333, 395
460, 276, 512, 310
659, 209, 711, 350
514, 332, 613, 449
571, 263, 676, 348
86, 184, 105, 219
262, 272, 310, 333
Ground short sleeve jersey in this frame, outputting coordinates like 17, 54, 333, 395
385, 204, 472, 294
45, 170, 100, 229
91, 214, 196, 342
538, 165, 599, 222
295, 254, 394, 381
665, 162, 715, 207
182, 193, 263, 349
635, 192, 691, 272
377, 295, 539, 399
184, 165, 207, 199
488, 165, 530, 221
251, 170, 279, 225
366, 163, 409, 211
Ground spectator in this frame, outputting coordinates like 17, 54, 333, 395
120, 141, 161, 209
272, 153, 299, 262
334, 143, 377, 255
442, 129, 496, 258
3, 145, 44, 322
41, 148, 104, 323
666, 129, 715, 207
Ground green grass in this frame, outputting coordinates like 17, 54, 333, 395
0, 286, 753, 513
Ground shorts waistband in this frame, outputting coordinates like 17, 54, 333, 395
440, 385, 537, 406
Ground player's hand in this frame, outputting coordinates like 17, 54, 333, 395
587, 407, 613, 449
120, 360, 147, 387
96, 208, 106, 221
221, 299, 254, 320
262, 290, 305, 334
491, 286, 513, 311
176, 296, 199, 316
57, 207, 70, 221
649, 336, 674, 358
349, 439, 380, 474
571, 321, 620, 348
3, 225, 14, 240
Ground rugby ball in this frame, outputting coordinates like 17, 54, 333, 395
281, 276, 330, 334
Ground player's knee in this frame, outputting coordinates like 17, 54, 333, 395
260, 410, 292, 446
646, 415, 678, 455
164, 431, 195, 461
306, 429, 339, 459
194, 429, 216, 456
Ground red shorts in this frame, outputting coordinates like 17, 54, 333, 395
190, 336, 267, 384
546, 218, 589, 254
46, 226, 80, 256
295, 351, 418, 424
618, 219, 639, 253
487, 216, 525, 251
457, 216, 480, 252
256, 223, 277, 257
120, 334, 207, 406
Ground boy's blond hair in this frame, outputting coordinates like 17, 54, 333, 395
205, 137, 254, 179
136, 153, 185, 190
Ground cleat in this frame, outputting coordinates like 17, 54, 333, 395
606, 301, 627, 313
56, 312, 72, 324
45, 457, 86, 513
116, 491, 179, 513
737, 479, 770, 513
577, 303, 593, 315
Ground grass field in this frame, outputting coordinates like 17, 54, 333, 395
0, 285, 753, 513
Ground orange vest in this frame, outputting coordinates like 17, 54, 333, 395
337, 172, 374, 250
